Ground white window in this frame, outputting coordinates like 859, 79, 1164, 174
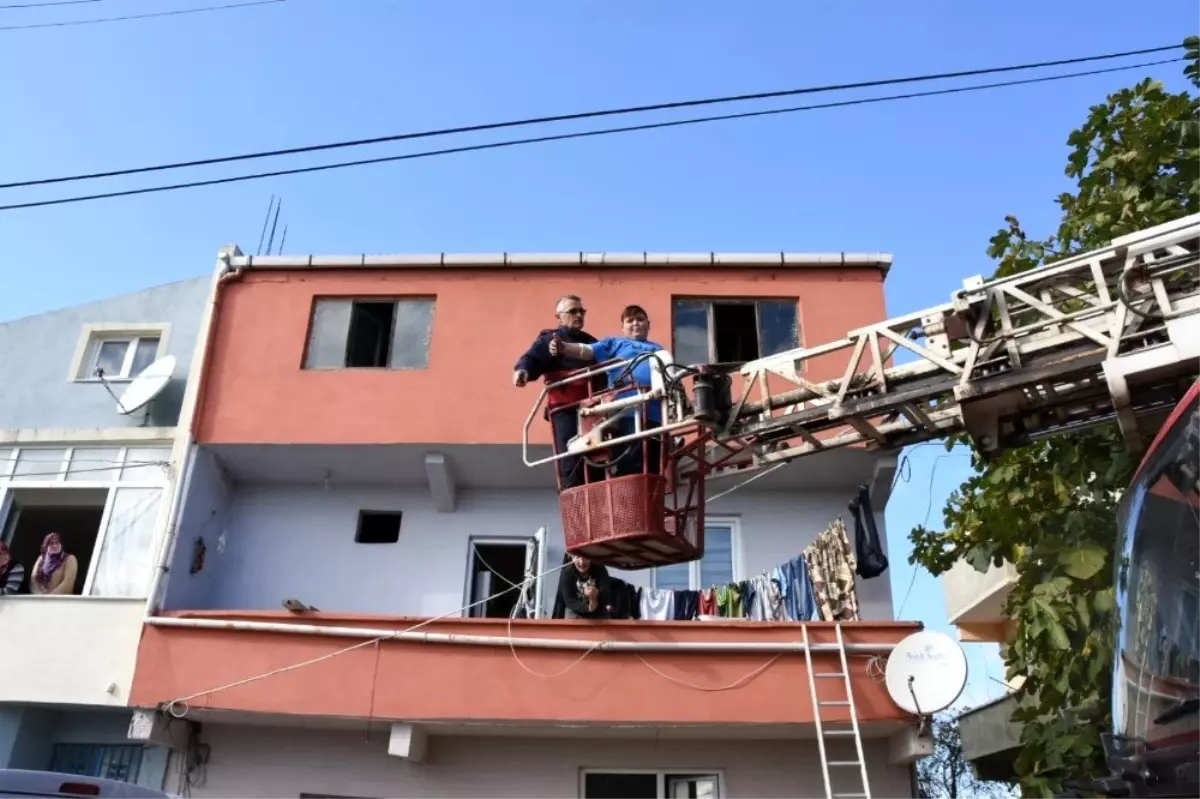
304, 298, 436, 370
672, 298, 799, 366
0, 445, 171, 599
69, 324, 169, 382
652, 520, 738, 592
581, 771, 722, 799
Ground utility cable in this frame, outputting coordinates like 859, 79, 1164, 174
0, 0, 100, 8
0, 58, 1181, 212
0, 43, 1181, 188
0, 0, 283, 31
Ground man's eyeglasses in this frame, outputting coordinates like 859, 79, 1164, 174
561, 307, 586, 316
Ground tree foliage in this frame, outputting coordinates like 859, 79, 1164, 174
910, 38, 1199, 798
917, 713, 1016, 799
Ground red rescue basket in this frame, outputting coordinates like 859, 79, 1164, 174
527, 358, 720, 570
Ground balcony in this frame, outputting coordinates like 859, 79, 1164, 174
941, 558, 1018, 643
958, 694, 1023, 782
131, 613, 921, 730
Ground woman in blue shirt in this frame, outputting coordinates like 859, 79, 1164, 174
550, 304, 666, 476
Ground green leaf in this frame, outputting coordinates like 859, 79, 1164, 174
1094, 588, 1115, 613
1059, 547, 1107, 580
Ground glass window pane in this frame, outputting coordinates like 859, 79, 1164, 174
0, 449, 13, 478
304, 299, 353, 369
122, 447, 170, 482
12, 448, 68, 481
130, 337, 160, 375
756, 301, 799, 358
655, 562, 691, 592
67, 447, 122, 482
94, 340, 130, 378
699, 525, 734, 588
388, 299, 436, 369
90, 487, 163, 597
672, 300, 710, 365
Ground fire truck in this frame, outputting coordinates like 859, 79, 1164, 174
524, 211, 1199, 794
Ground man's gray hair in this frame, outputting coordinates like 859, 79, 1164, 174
555, 295, 582, 313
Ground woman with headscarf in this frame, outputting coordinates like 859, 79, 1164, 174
30, 533, 78, 595
0, 542, 24, 595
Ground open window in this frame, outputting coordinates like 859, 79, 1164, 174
581, 771, 721, 799
672, 298, 799, 366
304, 298, 436, 370
465, 532, 545, 619
0, 446, 169, 598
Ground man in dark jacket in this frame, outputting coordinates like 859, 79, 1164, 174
513, 295, 603, 490
556, 554, 613, 619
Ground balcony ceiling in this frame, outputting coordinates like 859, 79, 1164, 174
207, 442, 891, 496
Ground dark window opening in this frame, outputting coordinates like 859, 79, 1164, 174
49, 743, 144, 784
468, 542, 527, 619
583, 773, 658, 799
2, 488, 108, 595
355, 511, 402, 544
711, 303, 759, 363
345, 301, 395, 368
672, 298, 799, 367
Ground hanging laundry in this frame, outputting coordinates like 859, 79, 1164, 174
673, 590, 699, 620
778, 555, 818, 622
849, 483, 889, 579
716, 583, 743, 617
698, 588, 717, 616
639, 587, 675, 621
746, 573, 785, 621
803, 518, 860, 622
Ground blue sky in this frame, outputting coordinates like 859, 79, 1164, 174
1, 0, 1195, 708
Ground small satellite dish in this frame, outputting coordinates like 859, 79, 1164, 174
116, 355, 176, 416
884, 630, 968, 715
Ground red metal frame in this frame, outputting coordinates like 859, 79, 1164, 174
549, 366, 709, 570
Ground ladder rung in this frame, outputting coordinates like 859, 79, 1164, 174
819, 700, 851, 706
823, 728, 856, 736
834, 794, 868, 798
815, 672, 847, 678
828, 761, 861, 767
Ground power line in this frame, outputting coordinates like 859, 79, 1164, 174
0, 0, 284, 31
0, 42, 1181, 189
0, 57, 1180, 212
0, 0, 101, 9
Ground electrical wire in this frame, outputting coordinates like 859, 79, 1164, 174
0, 0, 283, 30
0, 0, 100, 8
0, 45, 1181, 189
1, 58, 1180, 212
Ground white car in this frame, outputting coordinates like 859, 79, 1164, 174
0, 769, 174, 798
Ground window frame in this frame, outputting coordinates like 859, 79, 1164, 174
302, 296, 436, 371
670, 297, 801, 366
68, 323, 170, 382
651, 517, 741, 592
578, 768, 725, 799
0, 444, 173, 599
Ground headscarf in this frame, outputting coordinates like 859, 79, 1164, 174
35, 532, 66, 587
0, 541, 12, 583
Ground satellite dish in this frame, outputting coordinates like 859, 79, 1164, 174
884, 630, 968, 715
116, 355, 176, 416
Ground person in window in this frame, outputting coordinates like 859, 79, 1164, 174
30, 533, 78, 596
513, 295, 604, 490
557, 554, 613, 620
0, 542, 24, 595
549, 304, 666, 477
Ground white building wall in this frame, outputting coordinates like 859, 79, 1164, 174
166, 478, 894, 620
170, 725, 914, 798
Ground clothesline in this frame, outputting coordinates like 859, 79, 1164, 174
600, 517, 863, 624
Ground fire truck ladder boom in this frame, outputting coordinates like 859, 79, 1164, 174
713, 213, 1200, 473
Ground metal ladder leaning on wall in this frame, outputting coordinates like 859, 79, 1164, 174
802, 624, 872, 799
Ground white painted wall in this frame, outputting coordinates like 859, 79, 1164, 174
172, 725, 915, 798
0, 597, 145, 706
173, 480, 894, 620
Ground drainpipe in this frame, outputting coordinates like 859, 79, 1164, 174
144, 248, 246, 618
144, 616, 901, 654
